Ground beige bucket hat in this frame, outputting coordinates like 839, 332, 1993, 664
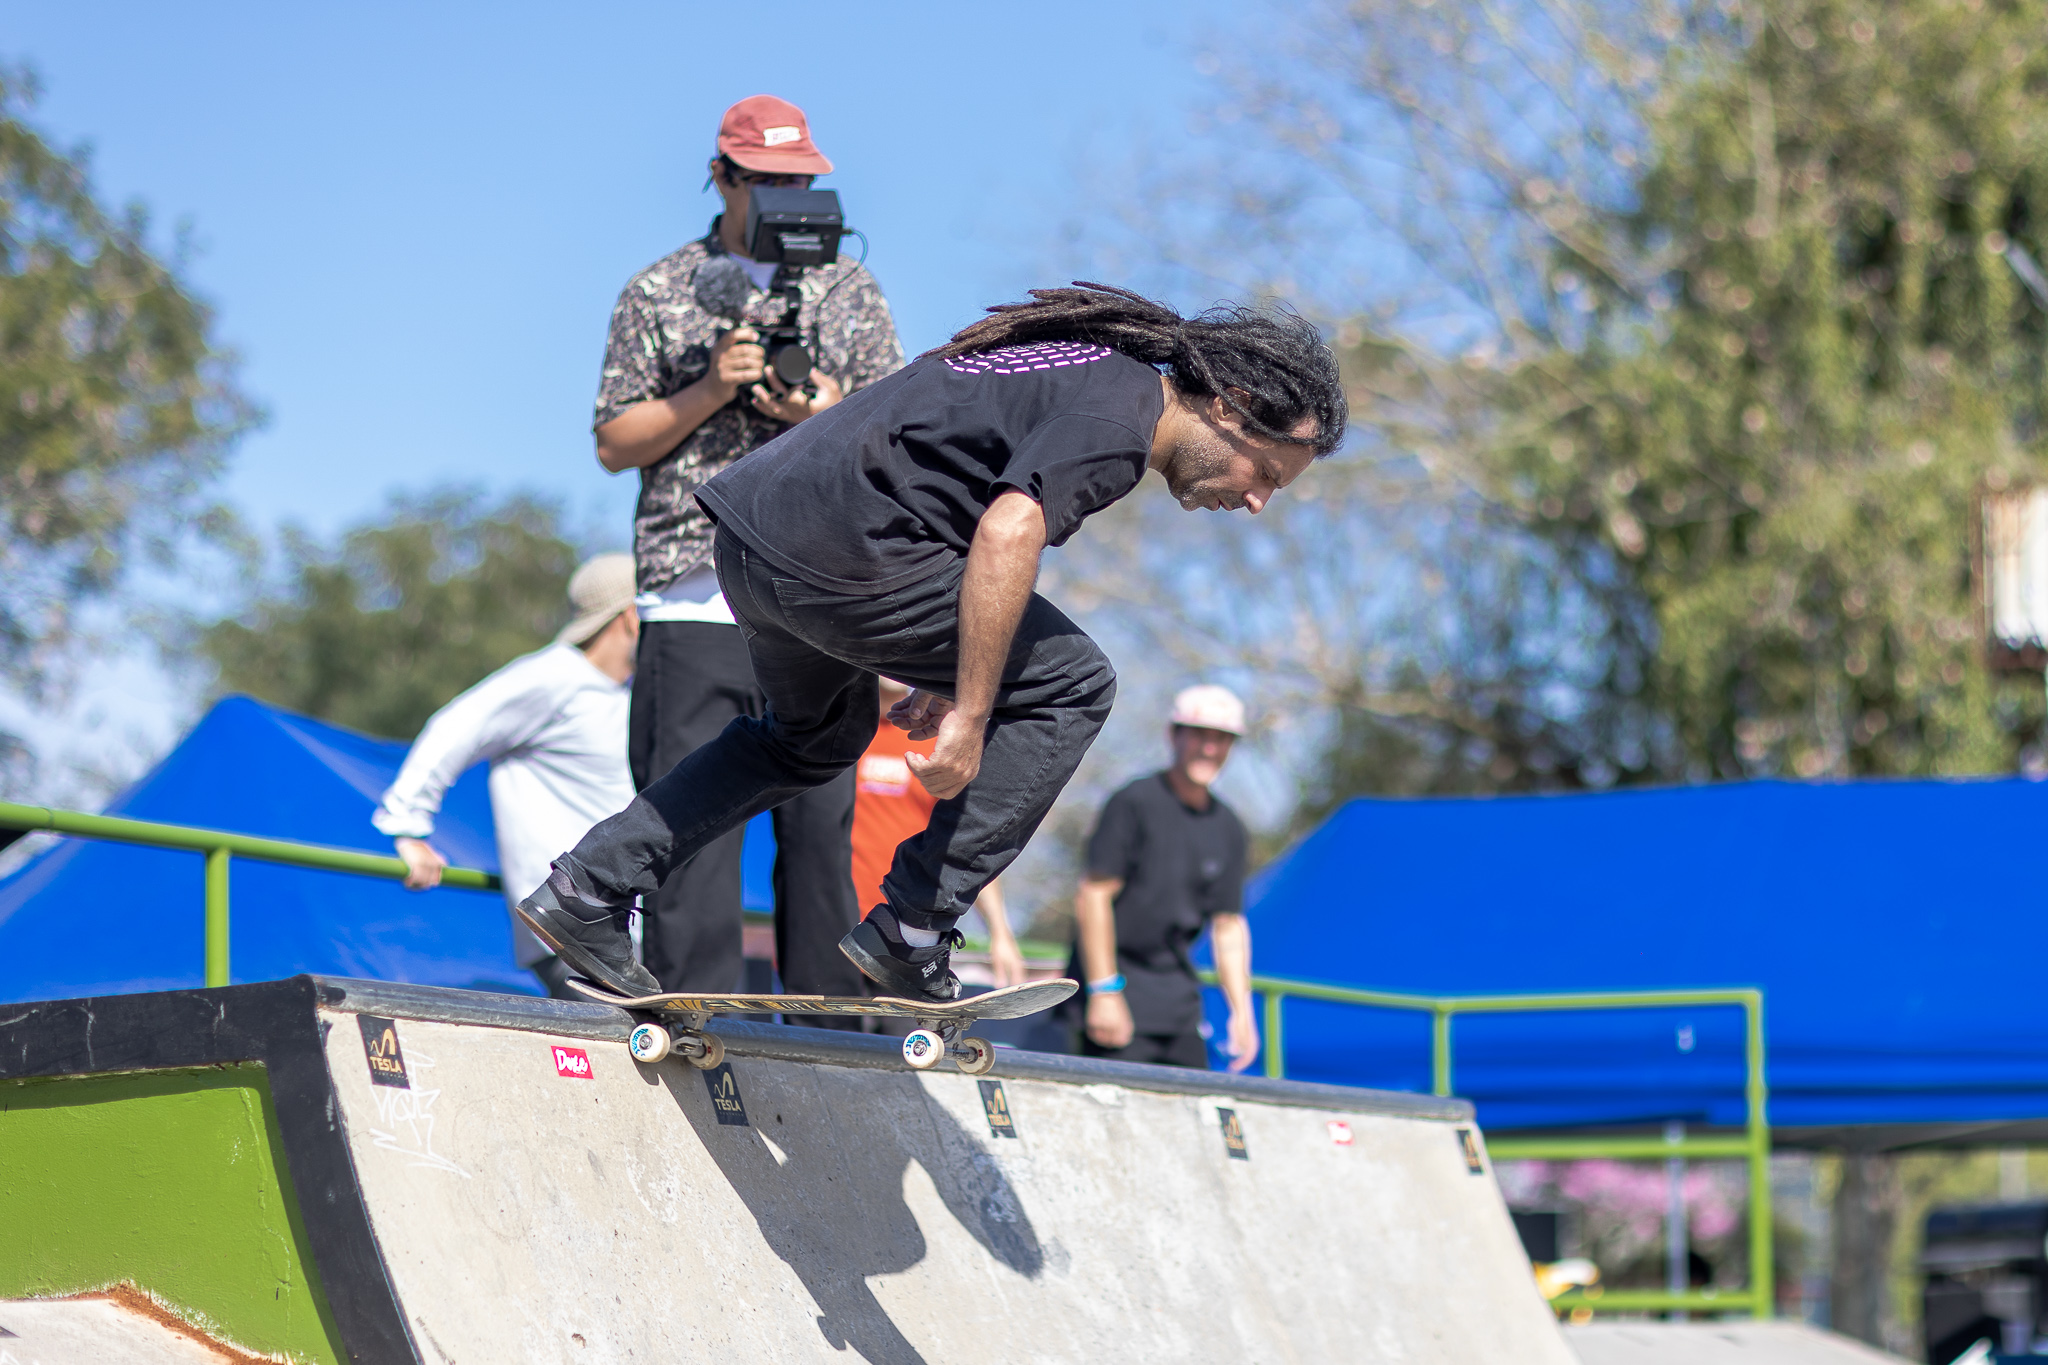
557, 553, 637, 646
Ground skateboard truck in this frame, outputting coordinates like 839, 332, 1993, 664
627, 1014, 726, 1070
902, 1021, 996, 1075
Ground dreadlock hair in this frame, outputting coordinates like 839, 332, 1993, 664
930, 282, 1346, 456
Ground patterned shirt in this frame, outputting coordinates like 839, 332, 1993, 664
594, 222, 905, 593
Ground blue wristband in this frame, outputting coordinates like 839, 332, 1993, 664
1086, 974, 1126, 996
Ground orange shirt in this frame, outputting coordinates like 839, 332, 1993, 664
850, 718, 937, 914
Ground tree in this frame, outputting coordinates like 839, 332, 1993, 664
200, 489, 586, 740
1071, 0, 2048, 802
1467, 0, 2048, 781
1063, 2, 2048, 1346
0, 65, 253, 763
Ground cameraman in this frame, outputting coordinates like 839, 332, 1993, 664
592, 94, 904, 1002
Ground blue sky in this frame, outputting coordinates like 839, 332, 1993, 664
5, 2, 1295, 826
9, 2, 1225, 542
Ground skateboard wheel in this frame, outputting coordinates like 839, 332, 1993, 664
954, 1035, 996, 1076
685, 1033, 725, 1070
628, 1022, 671, 1064
902, 1028, 944, 1070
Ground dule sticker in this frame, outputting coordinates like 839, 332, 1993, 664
552, 1045, 593, 1080
702, 1063, 749, 1126
1217, 1107, 1249, 1160
358, 1014, 409, 1089
978, 1079, 1018, 1139
1327, 1120, 1354, 1146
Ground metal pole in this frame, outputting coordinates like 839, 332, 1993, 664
1433, 1007, 1452, 1097
204, 846, 230, 987
1666, 1120, 1688, 1316
1746, 991, 1774, 1318
1262, 990, 1285, 1079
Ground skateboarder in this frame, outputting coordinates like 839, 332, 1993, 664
517, 282, 1345, 1003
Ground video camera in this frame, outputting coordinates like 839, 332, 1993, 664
692, 188, 856, 392
745, 189, 848, 388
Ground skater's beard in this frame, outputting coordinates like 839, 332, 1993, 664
1162, 428, 1249, 512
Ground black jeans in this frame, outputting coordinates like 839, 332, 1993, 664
562, 530, 1116, 932
628, 620, 861, 997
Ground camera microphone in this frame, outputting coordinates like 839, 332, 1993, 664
695, 254, 814, 389
692, 256, 752, 322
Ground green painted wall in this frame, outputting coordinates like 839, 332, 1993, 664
0, 1064, 345, 1364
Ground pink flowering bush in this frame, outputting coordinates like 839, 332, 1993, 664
1499, 1159, 1747, 1286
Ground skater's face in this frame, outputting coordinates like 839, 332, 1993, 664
1171, 724, 1237, 789
1157, 393, 1317, 515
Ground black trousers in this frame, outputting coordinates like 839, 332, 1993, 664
628, 619, 863, 998
564, 531, 1116, 932
1079, 1029, 1212, 1070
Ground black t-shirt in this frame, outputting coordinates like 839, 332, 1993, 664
695, 341, 1165, 591
1068, 772, 1249, 1036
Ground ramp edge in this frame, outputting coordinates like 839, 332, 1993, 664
309, 976, 1474, 1121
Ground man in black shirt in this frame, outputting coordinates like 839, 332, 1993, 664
1072, 685, 1256, 1071
515, 284, 1344, 1003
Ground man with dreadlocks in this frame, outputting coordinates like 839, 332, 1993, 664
516, 282, 1345, 1003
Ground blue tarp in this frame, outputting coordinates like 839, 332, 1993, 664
1215, 777, 2048, 1132
0, 695, 778, 1004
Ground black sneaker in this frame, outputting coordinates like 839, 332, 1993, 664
513, 866, 660, 999
839, 904, 964, 1002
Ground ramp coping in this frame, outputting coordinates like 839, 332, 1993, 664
310, 976, 1473, 1121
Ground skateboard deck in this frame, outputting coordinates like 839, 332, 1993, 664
566, 976, 1075, 1021
567, 977, 1077, 1073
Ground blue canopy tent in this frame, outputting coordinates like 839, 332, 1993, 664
1217, 777, 2048, 1143
0, 696, 777, 1004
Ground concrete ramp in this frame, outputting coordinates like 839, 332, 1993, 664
2, 977, 1577, 1363
1567, 1322, 1915, 1365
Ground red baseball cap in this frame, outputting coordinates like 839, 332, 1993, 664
716, 95, 834, 176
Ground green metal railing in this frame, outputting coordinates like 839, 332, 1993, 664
1208, 970, 1771, 1319
0, 801, 502, 988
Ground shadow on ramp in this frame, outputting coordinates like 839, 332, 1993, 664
655, 1060, 1043, 1365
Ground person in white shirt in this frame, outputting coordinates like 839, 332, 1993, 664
374, 554, 641, 997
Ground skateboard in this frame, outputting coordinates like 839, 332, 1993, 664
566, 977, 1078, 1075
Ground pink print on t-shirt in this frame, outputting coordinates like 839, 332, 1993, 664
945, 341, 1113, 375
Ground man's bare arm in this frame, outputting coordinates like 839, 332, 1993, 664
595, 326, 768, 473
903, 490, 1046, 800
975, 877, 1027, 987
1210, 911, 1259, 1072
1076, 875, 1134, 1049
1075, 878, 1122, 982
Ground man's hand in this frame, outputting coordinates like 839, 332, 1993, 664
708, 325, 767, 395
394, 837, 447, 891
975, 877, 1026, 987
1086, 991, 1136, 1050
904, 708, 985, 800
887, 688, 953, 739
918, 490, 1047, 800
988, 934, 1028, 989
1224, 1005, 1260, 1073
749, 367, 843, 425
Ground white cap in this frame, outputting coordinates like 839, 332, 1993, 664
1168, 684, 1246, 736
557, 553, 638, 646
